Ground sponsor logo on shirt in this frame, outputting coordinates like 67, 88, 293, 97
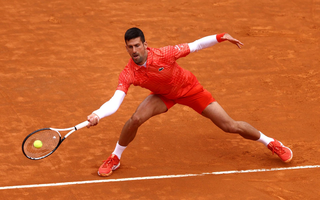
158, 67, 164, 72
174, 45, 181, 51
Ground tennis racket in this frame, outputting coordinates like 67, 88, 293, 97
22, 121, 89, 160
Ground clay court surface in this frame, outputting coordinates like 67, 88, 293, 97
1, 0, 320, 199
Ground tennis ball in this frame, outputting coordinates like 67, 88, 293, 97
33, 140, 43, 148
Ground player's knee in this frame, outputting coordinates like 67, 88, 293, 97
221, 122, 239, 133
130, 114, 144, 127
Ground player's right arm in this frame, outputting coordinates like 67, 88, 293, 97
87, 63, 132, 128
87, 90, 126, 127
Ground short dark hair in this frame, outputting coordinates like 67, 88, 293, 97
124, 27, 145, 43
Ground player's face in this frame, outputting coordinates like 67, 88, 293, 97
125, 37, 148, 65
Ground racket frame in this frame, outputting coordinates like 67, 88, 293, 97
22, 121, 89, 160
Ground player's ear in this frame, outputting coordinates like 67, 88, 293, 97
144, 41, 148, 48
125, 40, 129, 51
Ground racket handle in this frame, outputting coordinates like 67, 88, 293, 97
75, 121, 90, 130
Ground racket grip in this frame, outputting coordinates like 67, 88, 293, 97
75, 121, 90, 130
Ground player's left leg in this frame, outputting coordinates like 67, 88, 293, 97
201, 101, 260, 140
201, 102, 293, 162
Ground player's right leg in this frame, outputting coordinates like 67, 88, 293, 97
98, 94, 169, 177
118, 94, 169, 146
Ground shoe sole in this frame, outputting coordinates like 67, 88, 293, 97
98, 162, 120, 177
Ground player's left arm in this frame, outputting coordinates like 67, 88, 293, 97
188, 33, 244, 53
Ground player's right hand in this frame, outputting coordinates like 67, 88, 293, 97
87, 113, 100, 128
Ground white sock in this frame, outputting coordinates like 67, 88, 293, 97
112, 142, 127, 159
257, 131, 274, 146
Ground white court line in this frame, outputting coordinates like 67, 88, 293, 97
1, 165, 319, 190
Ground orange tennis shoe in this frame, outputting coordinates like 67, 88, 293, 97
268, 140, 293, 163
98, 154, 120, 177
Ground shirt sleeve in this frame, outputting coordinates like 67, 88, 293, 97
159, 43, 190, 63
116, 64, 133, 94
173, 43, 190, 59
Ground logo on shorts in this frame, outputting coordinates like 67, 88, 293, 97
158, 67, 164, 72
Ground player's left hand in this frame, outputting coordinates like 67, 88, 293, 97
222, 33, 244, 49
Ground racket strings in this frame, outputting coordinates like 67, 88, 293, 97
23, 129, 61, 159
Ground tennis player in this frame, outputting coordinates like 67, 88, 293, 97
87, 27, 293, 177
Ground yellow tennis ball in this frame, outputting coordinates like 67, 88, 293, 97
33, 140, 43, 148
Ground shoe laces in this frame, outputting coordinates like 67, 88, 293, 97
101, 157, 114, 168
270, 142, 286, 155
